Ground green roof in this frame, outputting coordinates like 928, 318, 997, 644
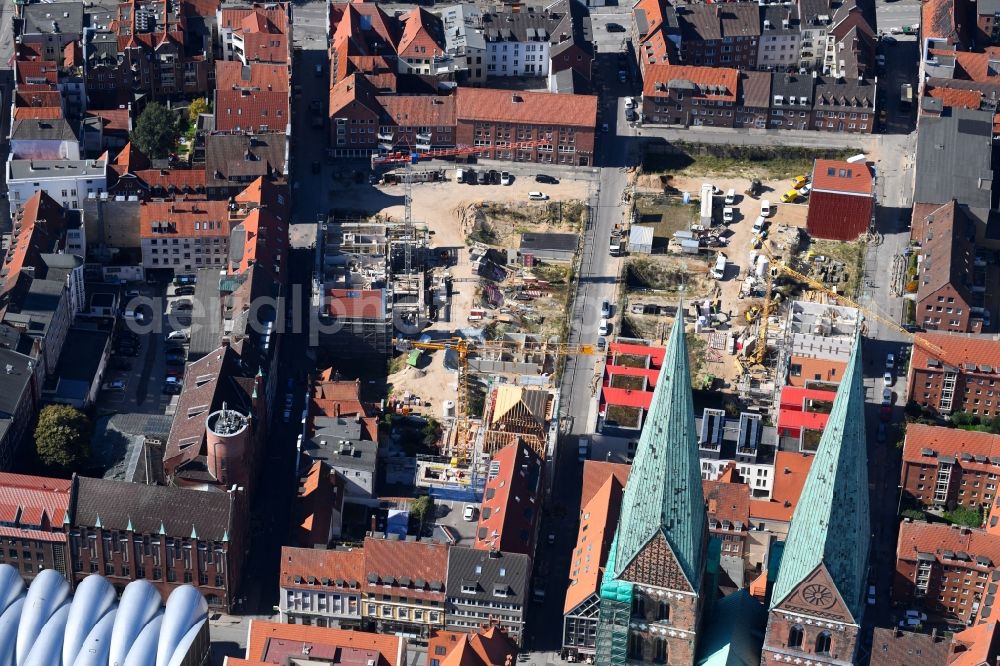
610, 313, 707, 590
696, 590, 767, 666
770, 334, 870, 620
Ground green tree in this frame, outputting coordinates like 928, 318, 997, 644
410, 495, 435, 532
130, 102, 181, 158
187, 98, 210, 124
35, 404, 92, 471
943, 506, 983, 528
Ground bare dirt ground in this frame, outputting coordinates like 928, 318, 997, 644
328, 176, 589, 417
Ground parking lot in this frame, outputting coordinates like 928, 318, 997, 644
94, 279, 197, 418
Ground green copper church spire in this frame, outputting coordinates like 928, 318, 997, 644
610, 311, 707, 591
770, 333, 871, 621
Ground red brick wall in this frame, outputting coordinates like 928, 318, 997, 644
786, 356, 848, 388
454, 120, 593, 166
893, 553, 989, 624
763, 611, 860, 664
917, 286, 976, 333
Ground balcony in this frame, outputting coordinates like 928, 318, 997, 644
377, 131, 394, 142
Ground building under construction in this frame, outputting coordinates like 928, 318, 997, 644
774, 300, 861, 393
313, 215, 432, 356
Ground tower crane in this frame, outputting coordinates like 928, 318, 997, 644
371, 137, 556, 273
742, 246, 948, 371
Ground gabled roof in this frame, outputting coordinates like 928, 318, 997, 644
474, 441, 543, 556
911, 332, 1000, 374
811, 159, 874, 195
438, 627, 519, 666
564, 469, 625, 614
1, 191, 67, 296
770, 336, 870, 621
951, 622, 1000, 666
455, 88, 597, 128
397, 7, 445, 58
0, 472, 72, 535
913, 201, 976, 304
609, 315, 707, 591
642, 64, 739, 102
904, 423, 1000, 469
72, 475, 236, 541
281, 544, 364, 590
238, 620, 404, 666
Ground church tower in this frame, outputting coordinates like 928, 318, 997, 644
762, 335, 871, 665
595, 315, 710, 666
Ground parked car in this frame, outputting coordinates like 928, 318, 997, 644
598, 318, 611, 336
465, 169, 477, 184
800, 183, 813, 196
463, 505, 477, 521
606, 22, 626, 32
876, 423, 887, 443
792, 175, 809, 189
780, 189, 800, 204
601, 299, 611, 318
867, 585, 876, 605
884, 371, 895, 387
723, 207, 735, 223
886, 353, 895, 370
760, 200, 772, 217
488, 170, 500, 184
880, 404, 892, 422
528, 191, 549, 201
477, 170, 488, 185
500, 171, 512, 186
752, 217, 767, 235
166, 330, 188, 341
102, 380, 126, 392
174, 285, 195, 296
535, 174, 559, 185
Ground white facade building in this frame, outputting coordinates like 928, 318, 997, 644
5, 158, 107, 214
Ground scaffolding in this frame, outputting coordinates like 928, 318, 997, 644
595, 539, 632, 666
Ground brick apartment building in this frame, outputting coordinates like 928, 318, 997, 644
328, 77, 596, 164
895, 520, 1000, 625
68, 476, 247, 609
912, 201, 983, 334
704, 475, 751, 562
640, 64, 739, 127
139, 200, 233, 272
901, 424, 1000, 511
0, 473, 73, 585
908, 333, 1000, 417
674, 3, 761, 69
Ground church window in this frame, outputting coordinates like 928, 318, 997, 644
816, 631, 833, 655
788, 625, 804, 649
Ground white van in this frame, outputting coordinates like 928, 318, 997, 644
760, 199, 772, 217
528, 191, 550, 201
456, 168, 466, 183
598, 318, 610, 336
724, 188, 736, 205
752, 216, 766, 235
711, 253, 727, 279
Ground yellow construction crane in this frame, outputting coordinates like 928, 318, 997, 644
395, 337, 595, 419
746, 246, 949, 366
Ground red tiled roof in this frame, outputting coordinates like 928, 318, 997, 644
810, 159, 874, 195
14, 90, 62, 108
951, 622, 1000, 666
473, 441, 543, 556
281, 544, 364, 590
642, 64, 739, 102
215, 89, 288, 132
1, 192, 67, 294
0, 472, 72, 535
608, 342, 665, 366
455, 88, 597, 128
12, 107, 63, 120
294, 461, 340, 547
85, 109, 131, 133
397, 8, 444, 59
911, 332, 1000, 373
930, 47, 1000, 82
134, 168, 207, 192
230, 207, 286, 280
903, 423, 1000, 468
363, 536, 449, 602
241, 620, 404, 666
749, 451, 813, 523
138, 200, 232, 239
703, 478, 750, 528
215, 60, 289, 91
435, 627, 519, 666
325, 288, 386, 320
633, 0, 673, 67
378, 95, 455, 128
928, 86, 983, 110
15, 59, 58, 85
897, 521, 1000, 567
580, 460, 630, 508
564, 470, 624, 613
923, 0, 961, 43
